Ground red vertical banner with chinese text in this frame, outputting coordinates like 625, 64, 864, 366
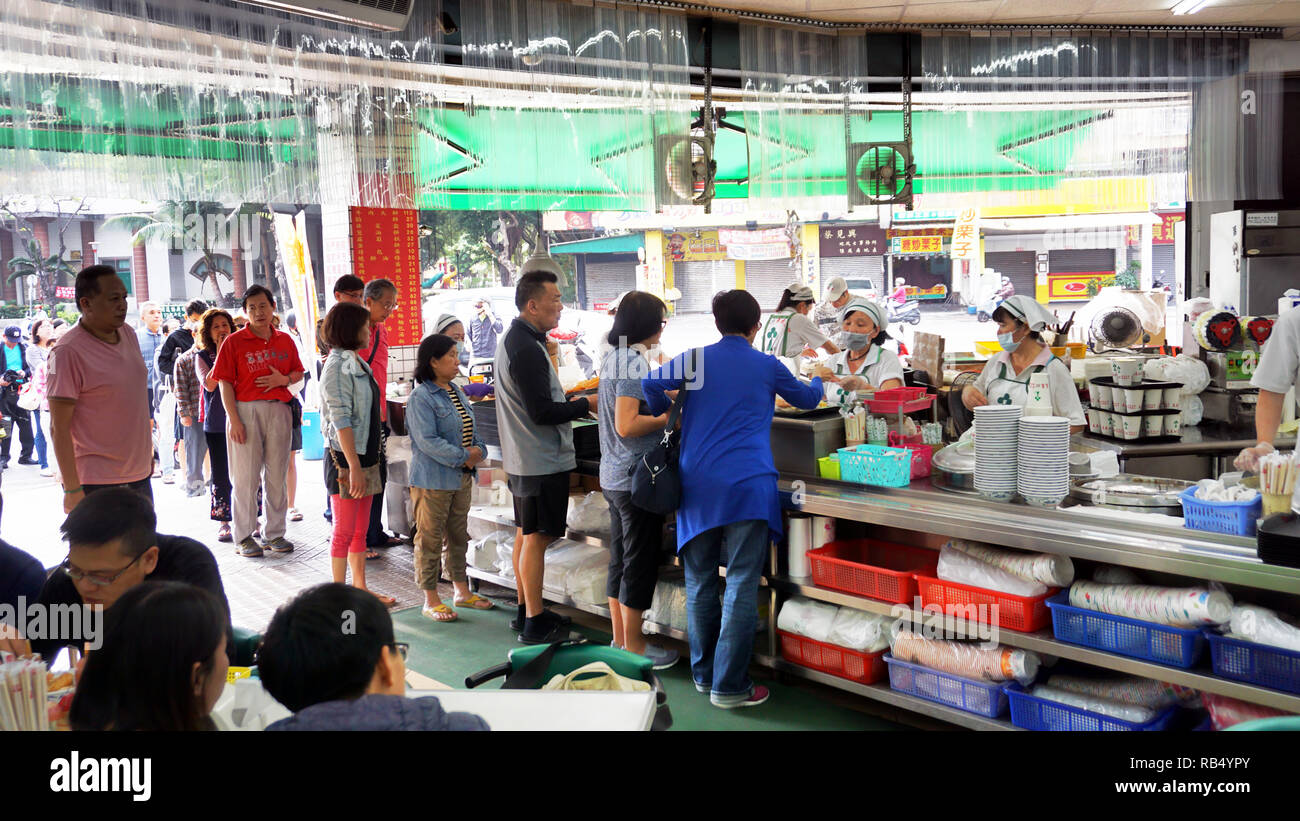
348, 207, 423, 347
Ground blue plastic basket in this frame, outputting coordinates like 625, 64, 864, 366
883, 655, 1010, 718
1006, 684, 1179, 731
1205, 631, 1300, 695
300, 409, 324, 461
1178, 487, 1262, 537
1046, 592, 1206, 668
837, 444, 913, 488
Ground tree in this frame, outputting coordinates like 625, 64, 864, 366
6, 239, 77, 307
104, 201, 248, 307
422, 210, 547, 289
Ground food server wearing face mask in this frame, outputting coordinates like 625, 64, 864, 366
815, 298, 904, 408
962, 295, 1085, 433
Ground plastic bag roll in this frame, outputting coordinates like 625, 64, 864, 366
776, 597, 838, 643
1030, 685, 1157, 724
938, 544, 1048, 597
946, 539, 1074, 587
1068, 581, 1233, 627
1045, 675, 1199, 710
1228, 605, 1300, 652
787, 514, 812, 578
890, 630, 1040, 684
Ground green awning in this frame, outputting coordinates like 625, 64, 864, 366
550, 233, 645, 255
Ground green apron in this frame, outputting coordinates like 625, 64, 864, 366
986, 357, 1056, 408
759, 311, 795, 357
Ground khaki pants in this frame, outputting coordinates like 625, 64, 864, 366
229, 400, 292, 544
412, 474, 472, 589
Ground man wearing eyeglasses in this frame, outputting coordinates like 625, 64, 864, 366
0, 488, 229, 663
360, 278, 404, 551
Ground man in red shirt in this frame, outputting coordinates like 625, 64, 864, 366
212, 285, 305, 558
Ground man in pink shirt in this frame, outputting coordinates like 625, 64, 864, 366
47, 265, 153, 513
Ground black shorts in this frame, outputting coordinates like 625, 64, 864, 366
509, 471, 570, 538
604, 489, 665, 610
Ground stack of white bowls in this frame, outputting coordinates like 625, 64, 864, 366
974, 405, 1023, 502
1017, 416, 1071, 508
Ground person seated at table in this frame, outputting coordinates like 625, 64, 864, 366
816, 297, 904, 408
258, 583, 489, 731
0, 492, 45, 613
69, 581, 229, 731
0, 488, 231, 662
961, 295, 1085, 433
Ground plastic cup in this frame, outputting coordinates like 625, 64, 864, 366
1122, 414, 1143, 439
1164, 412, 1182, 436
1086, 408, 1101, 433
1142, 388, 1163, 411
1143, 415, 1164, 437
1102, 412, 1117, 437
1111, 358, 1141, 387
1124, 388, 1145, 414
1092, 384, 1112, 411
1163, 388, 1181, 411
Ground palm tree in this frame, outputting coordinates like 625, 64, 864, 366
105, 201, 241, 306
6, 239, 77, 308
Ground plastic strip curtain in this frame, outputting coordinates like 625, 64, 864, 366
739, 23, 858, 210
920, 30, 1281, 210
0, 0, 447, 206
449, 0, 690, 212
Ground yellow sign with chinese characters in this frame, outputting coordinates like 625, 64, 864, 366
951, 207, 980, 262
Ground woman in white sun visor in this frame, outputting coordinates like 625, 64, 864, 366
962, 294, 1085, 432
758, 282, 840, 360
818, 297, 904, 408
1235, 307, 1300, 512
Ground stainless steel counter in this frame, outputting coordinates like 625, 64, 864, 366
1075, 425, 1298, 480
778, 475, 1300, 594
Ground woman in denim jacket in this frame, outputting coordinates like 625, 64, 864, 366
319, 303, 393, 606
407, 334, 490, 622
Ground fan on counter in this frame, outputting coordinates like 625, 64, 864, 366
1089, 307, 1149, 352
947, 371, 980, 436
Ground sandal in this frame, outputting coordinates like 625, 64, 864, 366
421, 603, 457, 622
365, 549, 381, 560
453, 594, 495, 611
288, 507, 303, 522
372, 592, 397, 607
217, 523, 232, 543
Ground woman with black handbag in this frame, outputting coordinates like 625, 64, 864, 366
598, 292, 678, 670
320, 303, 394, 606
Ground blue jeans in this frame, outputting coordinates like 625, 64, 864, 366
33, 409, 48, 469
681, 518, 768, 703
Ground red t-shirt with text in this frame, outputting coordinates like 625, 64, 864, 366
211, 327, 305, 404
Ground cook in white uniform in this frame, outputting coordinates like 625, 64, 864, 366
1235, 306, 1300, 510
758, 282, 840, 360
819, 297, 905, 408
962, 294, 1085, 431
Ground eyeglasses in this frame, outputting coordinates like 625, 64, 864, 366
381, 302, 399, 313
339, 290, 363, 301
392, 642, 409, 662
61, 552, 144, 587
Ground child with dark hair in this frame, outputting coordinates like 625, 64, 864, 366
69, 581, 229, 731
259, 583, 489, 731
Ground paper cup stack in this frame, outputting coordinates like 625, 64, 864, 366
974, 405, 1023, 502
1017, 416, 1071, 508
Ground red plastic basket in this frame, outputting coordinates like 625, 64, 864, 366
777, 631, 888, 684
914, 575, 1057, 632
807, 539, 938, 604
863, 387, 935, 414
886, 433, 933, 479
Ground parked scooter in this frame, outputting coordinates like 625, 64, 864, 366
976, 277, 1016, 322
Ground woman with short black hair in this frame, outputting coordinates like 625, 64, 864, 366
598, 292, 677, 668
319, 302, 392, 605
70, 581, 229, 731
406, 333, 489, 622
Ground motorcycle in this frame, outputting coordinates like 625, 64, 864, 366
976, 277, 1016, 322
888, 300, 922, 326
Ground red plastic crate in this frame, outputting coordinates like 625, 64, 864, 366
913, 575, 1057, 633
886, 433, 933, 479
778, 631, 888, 684
807, 539, 938, 604
863, 387, 935, 414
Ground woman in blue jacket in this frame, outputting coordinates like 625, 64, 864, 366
407, 334, 491, 623
643, 289, 824, 710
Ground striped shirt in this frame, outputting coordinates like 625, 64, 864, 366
446, 386, 473, 447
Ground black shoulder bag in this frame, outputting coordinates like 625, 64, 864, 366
629, 348, 695, 516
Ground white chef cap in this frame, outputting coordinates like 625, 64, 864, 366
998, 295, 1058, 332
839, 297, 887, 333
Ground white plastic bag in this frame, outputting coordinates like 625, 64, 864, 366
1143, 355, 1210, 396
566, 492, 611, 536
385, 435, 413, 486
1182, 394, 1203, 426
542, 539, 608, 601
384, 483, 414, 538
643, 578, 689, 634
469, 530, 512, 572
826, 609, 892, 652
210, 680, 292, 731
776, 596, 838, 642
937, 544, 1048, 597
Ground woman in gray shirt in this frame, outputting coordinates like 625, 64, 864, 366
597, 292, 679, 670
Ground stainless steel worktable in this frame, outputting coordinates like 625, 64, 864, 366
1076, 424, 1298, 479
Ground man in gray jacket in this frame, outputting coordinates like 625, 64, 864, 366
495, 263, 596, 644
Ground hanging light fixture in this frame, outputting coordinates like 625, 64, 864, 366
520, 246, 563, 277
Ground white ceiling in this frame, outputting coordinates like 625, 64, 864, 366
683, 1, 1300, 35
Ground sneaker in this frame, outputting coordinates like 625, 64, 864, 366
694, 681, 711, 694
518, 620, 581, 645
217, 524, 232, 543
640, 643, 680, 671
288, 507, 303, 522
162, 473, 175, 485
711, 685, 770, 710
509, 609, 572, 632
39, 467, 54, 477
185, 486, 204, 498
236, 537, 264, 558
610, 640, 623, 650
17, 457, 37, 466
265, 536, 295, 554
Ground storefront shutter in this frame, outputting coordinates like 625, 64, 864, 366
820, 256, 884, 298
673, 260, 731, 313
743, 257, 801, 308
584, 257, 638, 309
984, 251, 1037, 299
1151, 245, 1176, 288
1048, 249, 1118, 274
